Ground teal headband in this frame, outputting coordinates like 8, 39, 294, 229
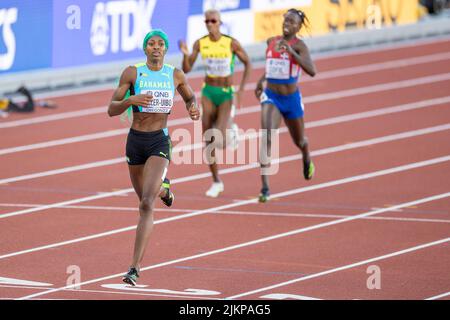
142, 29, 169, 51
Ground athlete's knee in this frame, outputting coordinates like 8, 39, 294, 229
139, 197, 155, 215
296, 137, 309, 150
205, 127, 225, 149
215, 133, 226, 149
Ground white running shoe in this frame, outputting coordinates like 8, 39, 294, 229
227, 122, 240, 151
205, 182, 224, 198
230, 104, 236, 118
227, 105, 239, 150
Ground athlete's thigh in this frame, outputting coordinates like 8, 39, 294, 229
261, 103, 282, 130
141, 156, 169, 200
201, 95, 217, 132
215, 98, 233, 133
128, 164, 145, 201
284, 117, 305, 142
202, 96, 218, 147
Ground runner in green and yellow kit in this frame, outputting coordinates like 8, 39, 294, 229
179, 9, 251, 198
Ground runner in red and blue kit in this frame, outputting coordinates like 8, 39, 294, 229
255, 8, 317, 203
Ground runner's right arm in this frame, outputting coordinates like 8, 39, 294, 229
255, 74, 266, 99
254, 37, 276, 99
108, 66, 152, 117
179, 40, 200, 73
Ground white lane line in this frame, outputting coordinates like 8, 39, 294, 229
0, 276, 52, 287
0, 188, 134, 220
1, 50, 449, 129
0, 298, 79, 300
16, 190, 450, 300
208, 210, 450, 224
260, 293, 322, 300
1, 95, 449, 184
0, 129, 128, 156
1, 154, 449, 262
425, 291, 450, 300
0, 113, 202, 156
0, 203, 142, 211
0, 158, 125, 185
0, 284, 220, 300
1, 123, 449, 220
226, 236, 450, 300
0, 107, 107, 129
305, 73, 450, 103
1, 203, 449, 224
301, 51, 450, 83
1, 71, 450, 156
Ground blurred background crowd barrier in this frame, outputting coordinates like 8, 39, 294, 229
0, 0, 449, 96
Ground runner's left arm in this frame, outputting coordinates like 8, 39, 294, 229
279, 39, 316, 77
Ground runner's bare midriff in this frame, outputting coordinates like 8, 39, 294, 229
205, 75, 233, 87
266, 82, 298, 95
132, 113, 168, 131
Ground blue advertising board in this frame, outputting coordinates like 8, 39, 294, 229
0, 0, 53, 74
0, 0, 190, 75
52, 0, 190, 68
188, 0, 250, 15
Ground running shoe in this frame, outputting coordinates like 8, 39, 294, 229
227, 122, 240, 151
227, 105, 240, 150
122, 267, 139, 286
303, 161, 315, 180
230, 104, 236, 118
160, 178, 174, 207
258, 187, 270, 203
205, 181, 224, 198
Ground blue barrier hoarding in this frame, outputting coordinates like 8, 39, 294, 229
1, 0, 190, 75
186, 0, 254, 48
52, 0, 190, 68
0, 0, 53, 74
188, 0, 250, 14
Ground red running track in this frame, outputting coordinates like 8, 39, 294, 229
0, 38, 449, 300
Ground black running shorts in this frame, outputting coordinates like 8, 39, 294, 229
126, 128, 172, 165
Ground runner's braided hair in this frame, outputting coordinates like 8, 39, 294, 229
286, 8, 311, 34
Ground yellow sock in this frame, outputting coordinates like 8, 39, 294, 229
0, 99, 10, 110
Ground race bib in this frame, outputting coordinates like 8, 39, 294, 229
205, 58, 231, 77
266, 58, 290, 79
140, 89, 173, 113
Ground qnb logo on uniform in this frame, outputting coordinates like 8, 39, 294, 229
90, 0, 156, 56
0, 7, 18, 71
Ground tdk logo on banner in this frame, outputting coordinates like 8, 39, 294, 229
203, 0, 240, 11
0, 7, 18, 70
90, 0, 156, 56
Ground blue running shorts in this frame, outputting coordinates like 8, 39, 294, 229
260, 87, 304, 119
